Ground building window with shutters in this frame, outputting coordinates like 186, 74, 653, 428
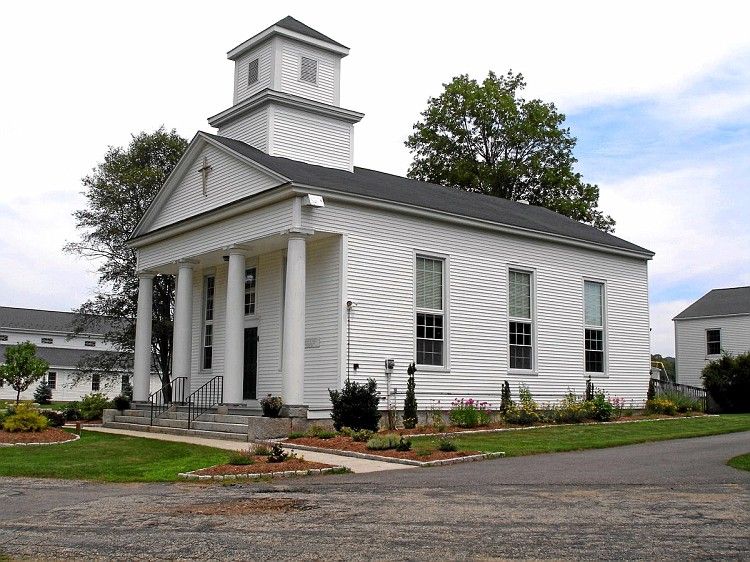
47, 372, 57, 389
584, 280, 606, 374
509, 269, 534, 371
416, 255, 446, 367
202, 275, 215, 370
706, 329, 721, 356
300, 56, 317, 83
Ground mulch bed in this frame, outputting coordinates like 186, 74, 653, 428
286, 436, 478, 461
0, 428, 77, 445
193, 456, 333, 476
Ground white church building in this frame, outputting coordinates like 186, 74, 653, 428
129, 17, 654, 419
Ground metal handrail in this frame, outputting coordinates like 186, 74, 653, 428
149, 377, 187, 425
186, 376, 223, 429
652, 379, 707, 411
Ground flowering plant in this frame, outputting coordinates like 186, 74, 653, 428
449, 398, 492, 428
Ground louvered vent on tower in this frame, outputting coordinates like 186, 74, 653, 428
300, 56, 317, 83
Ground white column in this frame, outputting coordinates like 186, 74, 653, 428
224, 248, 246, 403
133, 273, 154, 403
282, 233, 307, 405
172, 261, 194, 394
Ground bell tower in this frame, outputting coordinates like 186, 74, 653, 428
208, 16, 364, 172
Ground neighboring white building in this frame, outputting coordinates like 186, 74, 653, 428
0, 307, 156, 402
128, 17, 654, 418
674, 286, 750, 387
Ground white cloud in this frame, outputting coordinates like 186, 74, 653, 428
650, 299, 692, 356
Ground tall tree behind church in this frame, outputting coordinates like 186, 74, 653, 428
405, 71, 615, 232
65, 128, 188, 389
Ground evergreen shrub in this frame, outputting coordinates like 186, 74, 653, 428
329, 378, 381, 431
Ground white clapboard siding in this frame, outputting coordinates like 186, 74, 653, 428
308, 199, 651, 407
138, 199, 291, 271
279, 38, 337, 105
217, 106, 269, 151
675, 315, 750, 386
0, 330, 115, 352
189, 265, 227, 393
233, 43, 273, 104
269, 104, 353, 170
0, 371, 161, 402
256, 250, 284, 398
147, 145, 280, 233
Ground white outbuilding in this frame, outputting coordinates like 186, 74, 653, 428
128, 17, 654, 419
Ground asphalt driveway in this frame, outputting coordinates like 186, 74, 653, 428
1, 431, 748, 560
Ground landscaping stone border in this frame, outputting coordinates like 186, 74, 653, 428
278, 442, 505, 467
0, 433, 80, 447
178, 465, 347, 481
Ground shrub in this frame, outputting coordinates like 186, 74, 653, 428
646, 398, 677, 415
366, 434, 402, 450
329, 378, 381, 431
500, 380, 513, 414
504, 384, 540, 425
252, 443, 271, 456
402, 362, 418, 429
437, 438, 457, 452
33, 381, 53, 405
589, 390, 615, 421
112, 395, 131, 412
78, 393, 111, 421
395, 437, 412, 452
305, 425, 336, 439
427, 403, 446, 432
260, 394, 283, 418
449, 398, 491, 428
550, 393, 593, 423
40, 409, 66, 427
2, 403, 48, 432
62, 402, 81, 421
121, 378, 134, 401
585, 377, 594, 402
702, 352, 750, 413
646, 378, 656, 401
659, 391, 703, 413
267, 443, 289, 463
347, 428, 374, 442
227, 450, 256, 465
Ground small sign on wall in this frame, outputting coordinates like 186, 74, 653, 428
305, 337, 321, 349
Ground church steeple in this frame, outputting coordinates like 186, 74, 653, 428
208, 16, 363, 172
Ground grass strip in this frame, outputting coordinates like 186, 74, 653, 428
412, 414, 750, 457
727, 452, 750, 472
0, 429, 230, 482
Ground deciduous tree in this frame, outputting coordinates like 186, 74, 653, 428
0, 342, 50, 404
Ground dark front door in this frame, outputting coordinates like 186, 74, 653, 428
243, 327, 258, 400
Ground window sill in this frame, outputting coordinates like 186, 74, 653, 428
417, 366, 450, 373
585, 373, 608, 379
507, 369, 538, 376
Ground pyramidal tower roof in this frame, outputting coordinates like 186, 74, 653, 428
273, 16, 347, 49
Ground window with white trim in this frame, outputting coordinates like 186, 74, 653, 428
416, 255, 445, 366
300, 56, 317, 83
47, 372, 57, 389
202, 275, 215, 370
706, 329, 721, 356
247, 58, 259, 85
508, 270, 533, 370
91, 373, 100, 391
245, 267, 257, 315
584, 280, 605, 373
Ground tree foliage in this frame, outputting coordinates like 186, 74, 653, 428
0, 342, 50, 404
702, 352, 750, 413
406, 71, 615, 232
402, 362, 418, 429
64, 128, 188, 386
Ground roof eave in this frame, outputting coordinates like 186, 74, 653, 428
227, 25, 349, 61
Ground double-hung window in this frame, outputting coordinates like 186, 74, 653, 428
416, 255, 445, 367
202, 276, 215, 370
91, 373, 100, 391
47, 372, 57, 389
584, 280, 605, 374
508, 270, 533, 370
706, 329, 721, 356
245, 267, 257, 316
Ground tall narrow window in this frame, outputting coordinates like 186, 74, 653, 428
91, 373, 100, 391
509, 270, 533, 370
416, 256, 445, 366
245, 267, 257, 315
706, 329, 721, 356
47, 372, 57, 389
202, 276, 215, 370
584, 281, 605, 373
300, 56, 317, 83
121, 374, 130, 394
247, 58, 259, 85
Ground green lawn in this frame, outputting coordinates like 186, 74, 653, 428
0, 430, 230, 482
727, 453, 750, 472
413, 414, 750, 457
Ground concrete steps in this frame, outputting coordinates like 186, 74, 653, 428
103, 420, 250, 442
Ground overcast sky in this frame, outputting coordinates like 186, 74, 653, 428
1, 1, 748, 356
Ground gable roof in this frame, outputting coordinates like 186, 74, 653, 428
205, 133, 653, 258
274, 16, 347, 49
674, 286, 750, 320
0, 344, 123, 369
0, 307, 116, 335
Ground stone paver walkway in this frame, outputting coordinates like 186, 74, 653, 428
83, 426, 410, 473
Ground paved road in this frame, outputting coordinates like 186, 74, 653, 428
1, 432, 748, 560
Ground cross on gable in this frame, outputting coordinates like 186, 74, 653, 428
198, 156, 213, 196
